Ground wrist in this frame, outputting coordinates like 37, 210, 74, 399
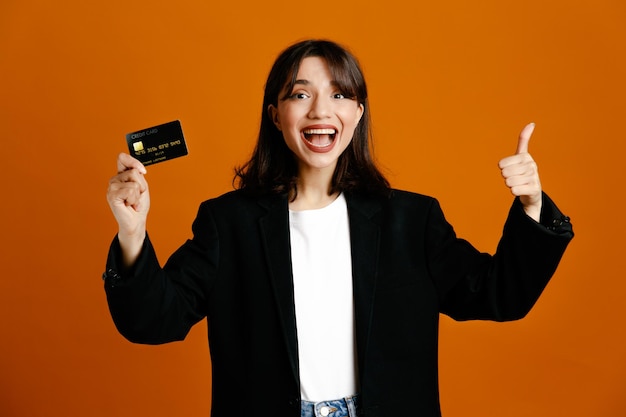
520, 194, 542, 223
117, 229, 146, 268
523, 204, 541, 223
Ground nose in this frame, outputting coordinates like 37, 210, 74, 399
308, 95, 331, 119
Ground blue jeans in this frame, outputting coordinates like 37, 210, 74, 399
300, 395, 359, 417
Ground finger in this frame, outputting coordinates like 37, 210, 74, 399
109, 182, 142, 207
504, 174, 536, 189
498, 152, 533, 170
117, 153, 147, 174
110, 169, 148, 192
108, 179, 149, 212
108, 169, 149, 212
509, 183, 541, 199
500, 155, 537, 176
516, 122, 535, 154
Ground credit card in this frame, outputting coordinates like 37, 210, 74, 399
126, 120, 188, 166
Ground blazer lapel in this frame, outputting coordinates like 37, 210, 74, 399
257, 195, 300, 385
345, 193, 382, 377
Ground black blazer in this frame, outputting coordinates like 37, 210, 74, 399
104, 190, 573, 417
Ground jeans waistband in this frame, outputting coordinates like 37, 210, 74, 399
300, 395, 359, 417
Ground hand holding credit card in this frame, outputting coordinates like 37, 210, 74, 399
126, 120, 188, 166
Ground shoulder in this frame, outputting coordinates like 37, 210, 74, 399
197, 189, 287, 217
365, 189, 439, 208
348, 188, 435, 203
201, 189, 251, 206
386, 190, 442, 224
388, 189, 437, 206
346, 189, 441, 221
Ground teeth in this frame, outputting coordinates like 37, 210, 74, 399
303, 128, 336, 135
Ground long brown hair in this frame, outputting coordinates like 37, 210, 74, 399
234, 39, 390, 198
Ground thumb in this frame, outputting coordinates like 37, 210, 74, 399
117, 152, 147, 174
516, 122, 535, 154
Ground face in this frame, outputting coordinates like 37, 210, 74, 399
268, 56, 364, 175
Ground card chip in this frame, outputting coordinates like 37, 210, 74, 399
133, 141, 144, 152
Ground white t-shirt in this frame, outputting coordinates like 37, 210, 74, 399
289, 193, 357, 401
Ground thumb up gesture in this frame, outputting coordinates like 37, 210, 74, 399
498, 123, 542, 222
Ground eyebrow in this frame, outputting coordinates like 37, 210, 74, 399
281, 79, 342, 100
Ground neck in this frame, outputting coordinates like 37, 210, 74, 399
289, 166, 338, 211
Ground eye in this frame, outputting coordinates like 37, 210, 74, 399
332, 93, 346, 99
288, 92, 309, 100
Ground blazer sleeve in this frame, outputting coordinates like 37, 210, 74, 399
431, 192, 573, 321
103, 201, 220, 344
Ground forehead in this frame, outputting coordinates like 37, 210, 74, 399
295, 56, 330, 78
280, 57, 333, 95
278, 52, 362, 99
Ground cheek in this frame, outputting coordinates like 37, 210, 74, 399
281, 130, 301, 153
343, 114, 361, 136
278, 104, 302, 127
344, 127, 357, 142
345, 107, 363, 128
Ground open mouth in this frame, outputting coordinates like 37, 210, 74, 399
303, 128, 337, 147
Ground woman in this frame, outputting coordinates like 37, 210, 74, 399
104, 40, 573, 417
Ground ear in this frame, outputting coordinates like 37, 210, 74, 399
268, 104, 281, 131
356, 103, 364, 124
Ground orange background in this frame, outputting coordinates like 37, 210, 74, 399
1, 0, 624, 416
